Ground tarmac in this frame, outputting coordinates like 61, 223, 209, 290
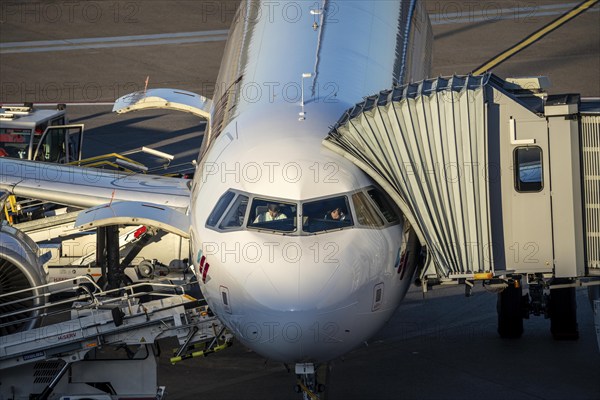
158, 285, 600, 400
1, 1, 599, 399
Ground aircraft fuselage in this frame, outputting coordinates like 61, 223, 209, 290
190, 0, 432, 363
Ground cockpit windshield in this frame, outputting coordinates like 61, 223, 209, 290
219, 194, 248, 229
247, 198, 297, 232
302, 196, 352, 233
206, 187, 399, 235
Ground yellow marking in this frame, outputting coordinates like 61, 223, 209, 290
296, 380, 319, 400
182, 294, 197, 301
474, 272, 493, 280
3, 205, 12, 224
8, 195, 17, 212
473, 0, 599, 75
68, 153, 147, 173
170, 342, 231, 364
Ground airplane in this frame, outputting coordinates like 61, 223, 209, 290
0, 0, 431, 393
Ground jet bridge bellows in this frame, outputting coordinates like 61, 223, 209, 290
325, 75, 493, 278
325, 74, 600, 280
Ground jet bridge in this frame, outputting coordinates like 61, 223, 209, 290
324, 74, 600, 284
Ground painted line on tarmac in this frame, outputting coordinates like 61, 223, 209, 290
1, 3, 597, 54
0, 30, 228, 54
430, 2, 599, 25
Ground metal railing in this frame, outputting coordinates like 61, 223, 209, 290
0, 274, 195, 333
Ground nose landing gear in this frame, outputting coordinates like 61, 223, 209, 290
295, 363, 328, 399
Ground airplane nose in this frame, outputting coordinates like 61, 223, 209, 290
242, 237, 355, 312
227, 231, 391, 362
231, 305, 357, 363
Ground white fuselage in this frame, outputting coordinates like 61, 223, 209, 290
189, 0, 431, 363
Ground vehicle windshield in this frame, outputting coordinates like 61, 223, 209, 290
0, 128, 31, 158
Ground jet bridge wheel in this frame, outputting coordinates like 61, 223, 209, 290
497, 279, 524, 338
548, 280, 579, 340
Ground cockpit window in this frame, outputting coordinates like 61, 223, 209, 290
206, 191, 235, 227
352, 192, 384, 227
248, 198, 297, 233
207, 187, 398, 234
302, 196, 353, 233
219, 194, 248, 230
367, 188, 400, 224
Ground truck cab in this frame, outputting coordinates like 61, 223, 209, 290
0, 104, 83, 163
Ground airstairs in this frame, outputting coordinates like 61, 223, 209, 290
0, 277, 231, 399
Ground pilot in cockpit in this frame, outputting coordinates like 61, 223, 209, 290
325, 207, 347, 221
254, 203, 287, 223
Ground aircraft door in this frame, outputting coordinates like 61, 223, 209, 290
501, 115, 553, 274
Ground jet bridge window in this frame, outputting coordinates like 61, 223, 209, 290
248, 198, 297, 233
514, 146, 543, 192
302, 196, 353, 233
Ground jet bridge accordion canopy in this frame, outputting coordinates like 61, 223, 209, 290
325, 75, 494, 279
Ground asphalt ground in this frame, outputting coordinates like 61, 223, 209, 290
1, 1, 599, 399
1, 0, 598, 103
157, 285, 600, 400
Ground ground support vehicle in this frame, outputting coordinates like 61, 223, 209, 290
0, 277, 231, 399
